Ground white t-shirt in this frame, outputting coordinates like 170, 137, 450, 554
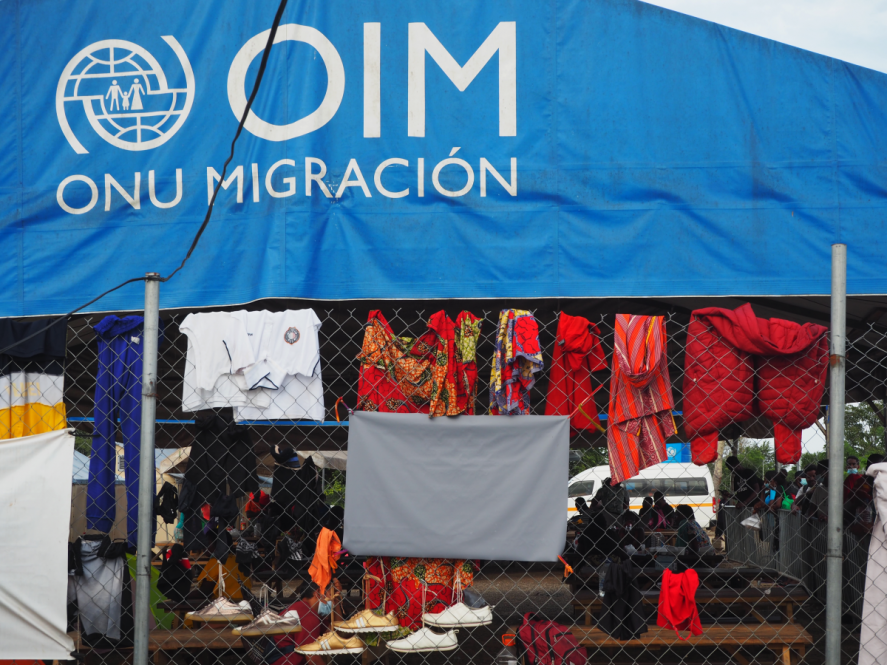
182, 340, 272, 412
235, 359, 325, 423
231, 309, 324, 422
179, 313, 255, 390
232, 310, 322, 389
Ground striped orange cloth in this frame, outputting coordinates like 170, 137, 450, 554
606, 314, 677, 483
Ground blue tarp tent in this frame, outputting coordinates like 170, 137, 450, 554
2, 0, 887, 316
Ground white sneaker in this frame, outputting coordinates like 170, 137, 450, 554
423, 602, 493, 628
386, 627, 458, 653
186, 598, 252, 620
233, 609, 301, 635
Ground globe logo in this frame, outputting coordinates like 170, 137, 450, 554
56, 37, 195, 154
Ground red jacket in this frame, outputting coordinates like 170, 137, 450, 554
545, 313, 607, 434
657, 568, 702, 637
683, 304, 828, 465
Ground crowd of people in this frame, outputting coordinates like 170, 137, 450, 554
567, 479, 714, 572
568, 452, 885, 571
721, 453, 885, 536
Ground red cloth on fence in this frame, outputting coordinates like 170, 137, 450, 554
545, 313, 607, 435
356, 310, 432, 414
657, 568, 702, 638
606, 315, 676, 483
683, 303, 828, 465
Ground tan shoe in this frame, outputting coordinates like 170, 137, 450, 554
294, 631, 365, 655
334, 609, 399, 633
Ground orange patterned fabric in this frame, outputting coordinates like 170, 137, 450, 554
364, 557, 476, 629
356, 310, 481, 417
606, 314, 676, 484
356, 311, 434, 413
388, 557, 475, 587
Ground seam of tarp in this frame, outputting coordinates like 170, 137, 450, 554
0, 292, 851, 320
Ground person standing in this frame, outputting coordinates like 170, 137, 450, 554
724, 456, 763, 509
596, 478, 629, 527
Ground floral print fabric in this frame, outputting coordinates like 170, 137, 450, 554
364, 557, 476, 629
356, 310, 480, 417
490, 310, 544, 415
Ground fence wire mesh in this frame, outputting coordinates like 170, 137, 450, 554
6, 300, 887, 664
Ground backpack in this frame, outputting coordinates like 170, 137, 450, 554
157, 544, 193, 602
243, 635, 295, 665
518, 613, 587, 665
154, 481, 179, 524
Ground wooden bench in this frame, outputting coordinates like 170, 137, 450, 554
69, 627, 243, 665
511, 623, 813, 665
572, 585, 809, 626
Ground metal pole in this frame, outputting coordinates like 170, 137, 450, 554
134, 273, 160, 665
826, 244, 846, 665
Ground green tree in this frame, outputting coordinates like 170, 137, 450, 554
843, 401, 886, 463
75, 434, 92, 457
797, 402, 885, 472
323, 470, 346, 507
570, 447, 608, 476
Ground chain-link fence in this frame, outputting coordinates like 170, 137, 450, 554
5, 298, 887, 664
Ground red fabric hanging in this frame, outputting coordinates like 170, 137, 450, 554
683, 303, 828, 465
544, 313, 607, 434
607, 315, 676, 484
657, 568, 702, 638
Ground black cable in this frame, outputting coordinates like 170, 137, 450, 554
161, 0, 289, 284
0, 0, 289, 357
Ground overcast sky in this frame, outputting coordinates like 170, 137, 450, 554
642, 0, 887, 74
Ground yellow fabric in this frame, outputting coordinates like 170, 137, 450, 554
0, 403, 66, 440
196, 554, 252, 600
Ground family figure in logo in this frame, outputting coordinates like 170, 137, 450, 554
105, 78, 146, 112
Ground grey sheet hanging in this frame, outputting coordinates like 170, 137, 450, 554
343, 412, 569, 561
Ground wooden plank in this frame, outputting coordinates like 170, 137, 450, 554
722, 644, 750, 665
148, 627, 243, 651
573, 587, 809, 604
566, 624, 814, 648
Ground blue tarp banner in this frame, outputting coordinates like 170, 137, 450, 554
2, 0, 887, 316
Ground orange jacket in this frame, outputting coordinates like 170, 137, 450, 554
308, 528, 341, 595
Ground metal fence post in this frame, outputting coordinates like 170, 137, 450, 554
134, 273, 160, 665
826, 244, 847, 665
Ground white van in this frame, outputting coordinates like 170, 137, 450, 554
567, 462, 716, 526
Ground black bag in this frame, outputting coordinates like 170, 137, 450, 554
154, 481, 179, 524
157, 544, 193, 602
